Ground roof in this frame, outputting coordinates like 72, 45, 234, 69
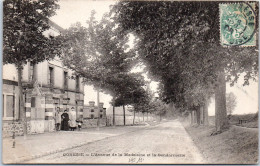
48, 19, 65, 33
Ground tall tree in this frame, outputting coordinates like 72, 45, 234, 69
131, 88, 153, 124
59, 11, 145, 126
112, 1, 258, 132
3, 0, 60, 137
114, 73, 146, 125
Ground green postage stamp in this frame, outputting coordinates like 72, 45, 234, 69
219, 3, 256, 46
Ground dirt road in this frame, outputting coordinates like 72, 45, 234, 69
26, 120, 205, 164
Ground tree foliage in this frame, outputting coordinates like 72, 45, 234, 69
226, 92, 237, 115
59, 11, 147, 108
150, 99, 168, 117
112, 1, 258, 131
3, 0, 60, 66
112, 1, 258, 106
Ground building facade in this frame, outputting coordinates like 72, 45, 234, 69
2, 21, 84, 137
82, 101, 107, 128
83, 101, 106, 119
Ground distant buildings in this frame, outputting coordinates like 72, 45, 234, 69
83, 101, 106, 119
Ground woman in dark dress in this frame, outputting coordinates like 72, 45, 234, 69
61, 110, 70, 131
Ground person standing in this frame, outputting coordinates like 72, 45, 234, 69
69, 107, 77, 131
55, 107, 61, 131
61, 109, 70, 131
76, 118, 83, 131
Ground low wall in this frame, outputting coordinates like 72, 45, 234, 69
2, 121, 31, 138
82, 119, 106, 128
3, 120, 56, 138
106, 114, 156, 126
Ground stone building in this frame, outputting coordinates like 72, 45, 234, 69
83, 101, 106, 119
2, 21, 84, 137
82, 101, 106, 128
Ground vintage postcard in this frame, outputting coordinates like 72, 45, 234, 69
2, 0, 258, 164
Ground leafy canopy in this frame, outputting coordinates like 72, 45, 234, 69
112, 1, 258, 109
60, 11, 148, 107
3, 0, 60, 66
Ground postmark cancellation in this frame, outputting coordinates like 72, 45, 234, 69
220, 2, 256, 47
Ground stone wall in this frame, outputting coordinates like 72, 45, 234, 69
82, 119, 106, 128
2, 121, 31, 138
106, 114, 155, 126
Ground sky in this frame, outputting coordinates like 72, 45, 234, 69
51, 0, 258, 114
51, 0, 115, 29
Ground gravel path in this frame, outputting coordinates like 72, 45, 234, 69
26, 119, 204, 164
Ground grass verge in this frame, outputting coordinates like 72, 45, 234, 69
184, 124, 258, 164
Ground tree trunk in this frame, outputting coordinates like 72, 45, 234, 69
147, 112, 148, 121
191, 111, 194, 125
215, 69, 228, 132
203, 99, 209, 126
196, 108, 200, 125
97, 88, 100, 130
193, 110, 197, 124
200, 105, 204, 125
113, 103, 115, 126
133, 109, 135, 125
17, 65, 27, 139
143, 112, 144, 121
123, 104, 126, 126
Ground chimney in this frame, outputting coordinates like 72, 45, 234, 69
99, 102, 104, 108
89, 101, 95, 107
103, 108, 106, 115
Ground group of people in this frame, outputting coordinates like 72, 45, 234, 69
55, 107, 83, 131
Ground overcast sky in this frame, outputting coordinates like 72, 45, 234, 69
51, 0, 258, 115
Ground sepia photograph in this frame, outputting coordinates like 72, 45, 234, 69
2, 0, 259, 164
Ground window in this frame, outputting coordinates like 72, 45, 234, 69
3, 93, 15, 120
76, 76, 80, 91
29, 62, 36, 81
48, 67, 54, 87
90, 114, 94, 119
2, 94, 4, 118
90, 109, 94, 112
31, 97, 36, 108
64, 71, 68, 89
100, 109, 103, 112
100, 115, 103, 118
6, 95, 14, 117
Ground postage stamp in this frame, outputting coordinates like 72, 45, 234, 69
219, 3, 256, 46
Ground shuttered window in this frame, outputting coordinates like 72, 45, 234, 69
64, 71, 68, 89
48, 67, 54, 87
3, 94, 15, 120
76, 76, 80, 91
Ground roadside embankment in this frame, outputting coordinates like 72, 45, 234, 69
182, 123, 258, 164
